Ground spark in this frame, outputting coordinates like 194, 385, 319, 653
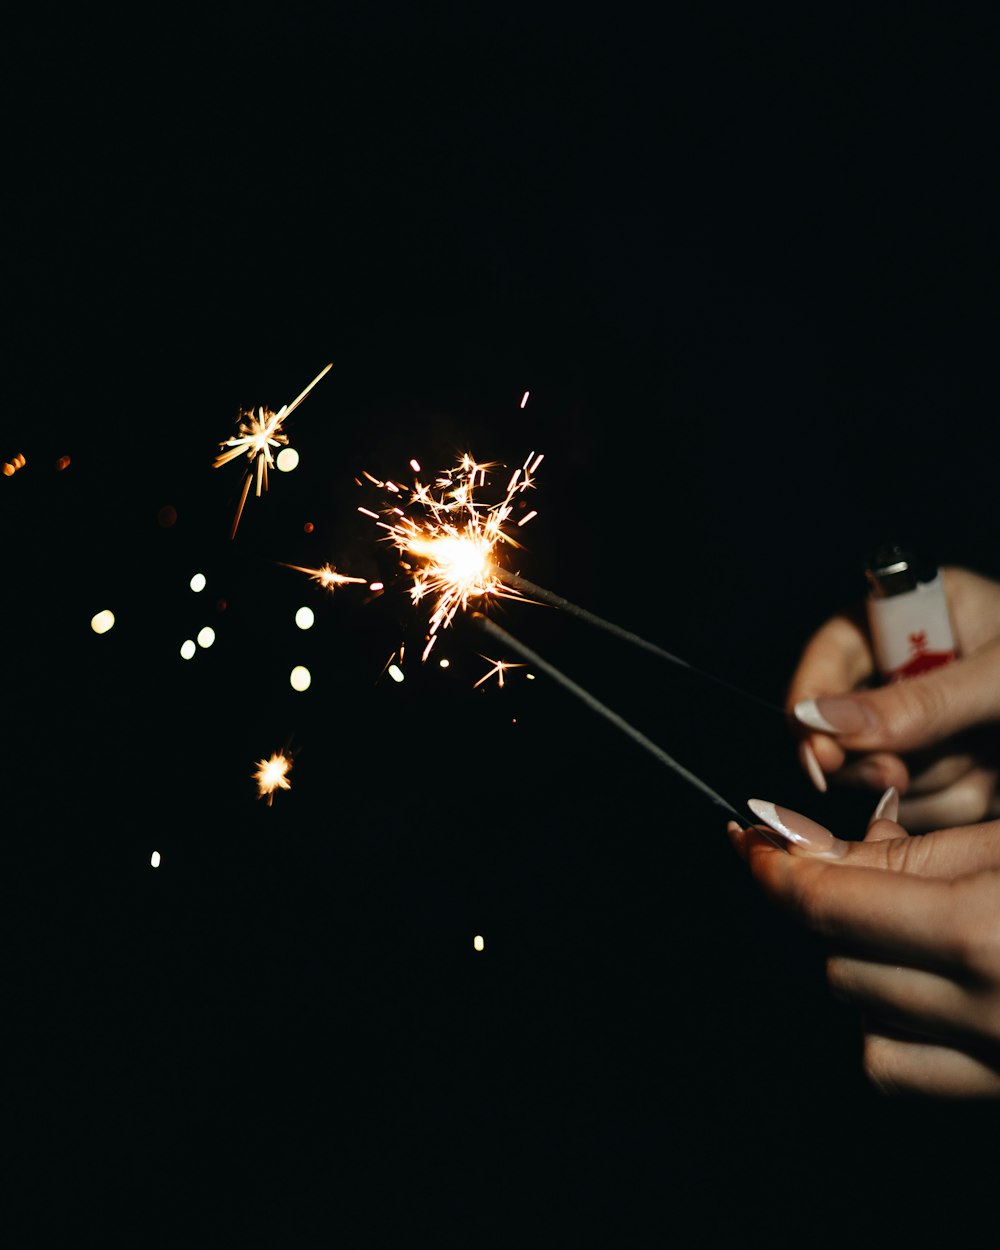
473, 655, 525, 689
280, 562, 368, 592
253, 750, 293, 806
361, 450, 544, 660
214, 362, 333, 538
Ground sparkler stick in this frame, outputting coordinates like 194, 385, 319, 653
495, 567, 783, 716
468, 611, 781, 846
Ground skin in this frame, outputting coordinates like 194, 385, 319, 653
789, 566, 1000, 830
728, 812, 1000, 1098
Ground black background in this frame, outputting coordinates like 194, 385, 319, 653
5, 7, 1000, 1246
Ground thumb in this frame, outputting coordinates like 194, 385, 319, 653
792, 637, 1000, 754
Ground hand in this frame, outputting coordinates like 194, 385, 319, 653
788, 565, 1000, 830
728, 790, 1000, 1098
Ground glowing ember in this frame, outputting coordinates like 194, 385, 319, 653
253, 750, 293, 805
214, 362, 333, 538
361, 450, 544, 660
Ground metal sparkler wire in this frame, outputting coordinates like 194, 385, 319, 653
468, 611, 783, 847
494, 567, 785, 717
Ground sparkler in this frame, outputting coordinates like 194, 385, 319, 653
359, 450, 543, 661
468, 612, 782, 846
360, 448, 779, 713
214, 362, 333, 538
253, 749, 293, 806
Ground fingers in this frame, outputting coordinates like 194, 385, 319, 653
730, 800, 1000, 969
827, 954, 985, 1042
793, 637, 1000, 758
787, 573, 1000, 796
860, 1026, 1000, 1098
898, 766, 1000, 832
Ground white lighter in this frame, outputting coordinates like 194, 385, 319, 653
864, 542, 958, 683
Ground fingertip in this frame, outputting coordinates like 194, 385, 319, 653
864, 786, 905, 842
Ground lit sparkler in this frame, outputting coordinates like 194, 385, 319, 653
214, 362, 333, 538
359, 450, 543, 661
359, 448, 777, 713
253, 749, 293, 806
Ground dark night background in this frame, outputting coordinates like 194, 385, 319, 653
4, 6, 1000, 1246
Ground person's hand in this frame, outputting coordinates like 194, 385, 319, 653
789, 565, 1000, 830
728, 789, 1000, 1098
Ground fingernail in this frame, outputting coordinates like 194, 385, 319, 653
746, 798, 848, 859
799, 739, 828, 793
793, 697, 876, 735
869, 785, 899, 825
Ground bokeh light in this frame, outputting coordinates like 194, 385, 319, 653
295, 606, 315, 630
290, 665, 311, 691
90, 610, 115, 635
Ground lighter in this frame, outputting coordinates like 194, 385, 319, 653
864, 542, 958, 683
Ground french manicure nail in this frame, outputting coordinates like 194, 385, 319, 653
870, 785, 899, 825
799, 739, 828, 793
746, 798, 848, 859
793, 697, 876, 735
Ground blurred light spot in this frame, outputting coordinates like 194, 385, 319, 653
438, 658, 450, 668
91, 609, 115, 635
157, 504, 177, 527
189, 572, 206, 593
387, 664, 404, 683
180, 639, 196, 660
290, 665, 311, 692
2, 452, 26, 476
150, 851, 161, 868
473, 935, 485, 952
526, 673, 535, 680
197, 626, 216, 648
55, 455, 71, 472
520, 390, 529, 408
303, 521, 314, 533
216, 599, 227, 613
409, 458, 421, 472
295, 606, 315, 630
276, 446, 299, 473
369, 581, 384, 592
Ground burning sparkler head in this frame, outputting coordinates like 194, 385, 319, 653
360, 450, 544, 660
